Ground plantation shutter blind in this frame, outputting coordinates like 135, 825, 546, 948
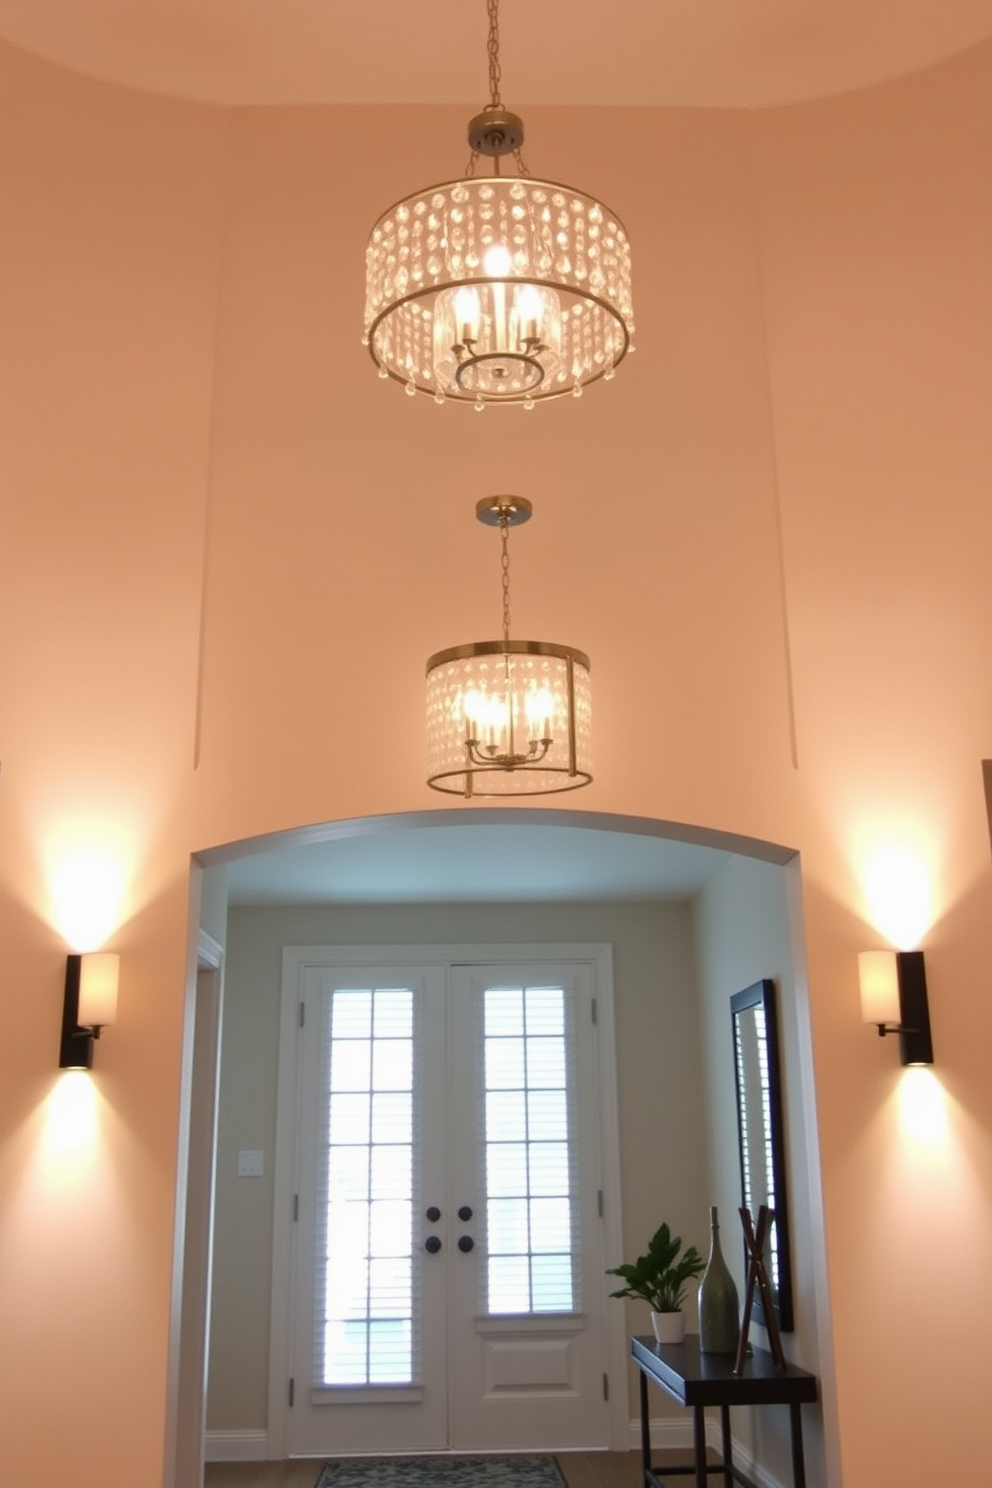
475, 977, 581, 1315
314, 982, 422, 1388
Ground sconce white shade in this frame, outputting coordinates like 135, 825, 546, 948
858, 950, 901, 1026
78, 952, 120, 1028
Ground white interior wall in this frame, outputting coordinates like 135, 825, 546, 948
199, 866, 231, 951
693, 855, 827, 1488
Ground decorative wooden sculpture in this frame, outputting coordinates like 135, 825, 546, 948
734, 1205, 787, 1374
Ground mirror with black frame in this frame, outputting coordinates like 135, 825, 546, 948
731, 978, 794, 1332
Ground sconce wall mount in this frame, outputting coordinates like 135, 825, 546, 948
59, 952, 119, 1070
859, 948, 933, 1066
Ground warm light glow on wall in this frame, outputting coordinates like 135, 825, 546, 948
897, 1068, 947, 1145
49, 850, 126, 949
862, 844, 933, 948
46, 1072, 98, 1152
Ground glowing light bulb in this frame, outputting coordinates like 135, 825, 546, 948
483, 693, 507, 749
483, 244, 512, 277
515, 284, 545, 342
462, 690, 487, 734
453, 285, 481, 344
525, 686, 555, 739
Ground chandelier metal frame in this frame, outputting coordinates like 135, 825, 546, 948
364, 0, 634, 408
426, 496, 593, 797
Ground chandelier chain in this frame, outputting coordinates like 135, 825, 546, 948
486, 0, 503, 108
500, 513, 512, 646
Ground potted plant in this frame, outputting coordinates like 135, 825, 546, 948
607, 1221, 706, 1344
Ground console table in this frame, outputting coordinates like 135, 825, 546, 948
632, 1335, 818, 1488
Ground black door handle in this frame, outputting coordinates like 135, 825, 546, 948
457, 1205, 473, 1222
425, 1235, 442, 1254
425, 1206, 441, 1223
457, 1234, 475, 1253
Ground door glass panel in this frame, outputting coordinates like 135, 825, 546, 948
317, 985, 417, 1386
482, 984, 577, 1314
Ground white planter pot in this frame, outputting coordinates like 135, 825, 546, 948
651, 1309, 686, 1344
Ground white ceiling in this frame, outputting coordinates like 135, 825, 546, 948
0, 0, 990, 109
222, 817, 749, 906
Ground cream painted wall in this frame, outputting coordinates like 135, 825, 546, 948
694, 854, 828, 1488
0, 42, 231, 1488
0, 31, 989, 1488
208, 898, 710, 1434
746, 46, 992, 1486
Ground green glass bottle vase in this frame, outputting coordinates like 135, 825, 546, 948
698, 1205, 740, 1353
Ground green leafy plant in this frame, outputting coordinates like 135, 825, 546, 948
606, 1222, 706, 1314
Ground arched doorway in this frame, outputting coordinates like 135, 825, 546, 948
168, 809, 829, 1487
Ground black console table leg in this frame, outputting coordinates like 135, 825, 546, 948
639, 1369, 651, 1481
693, 1404, 707, 1488
720, 1403, 733, 1488
789, 1401, 807, 1488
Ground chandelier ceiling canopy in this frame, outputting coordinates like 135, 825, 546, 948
364, 0, 634, 409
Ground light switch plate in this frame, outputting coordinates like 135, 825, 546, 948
237, 1149, 264, 1178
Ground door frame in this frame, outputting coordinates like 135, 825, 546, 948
164, 928, 225, 1488
267, 942, 628, 1457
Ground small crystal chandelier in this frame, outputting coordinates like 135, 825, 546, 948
364, 0, 634, 409
426, 496, 592, 796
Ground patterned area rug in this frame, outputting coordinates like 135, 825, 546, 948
314, 1456, 567, 1488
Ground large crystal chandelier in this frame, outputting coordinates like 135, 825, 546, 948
426, 496, 592, 796
364, 0, 634, 409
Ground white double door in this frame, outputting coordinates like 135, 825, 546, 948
277, 946, 617, 1457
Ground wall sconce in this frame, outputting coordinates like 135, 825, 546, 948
858, 949, 934, 1066
59, 952, 119, 1070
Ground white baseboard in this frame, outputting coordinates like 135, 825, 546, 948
625, 1416, 785, 1488
205, 1429, 268, 1462
706, 1428, 786, 1488
625, 1416, 697, 1451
